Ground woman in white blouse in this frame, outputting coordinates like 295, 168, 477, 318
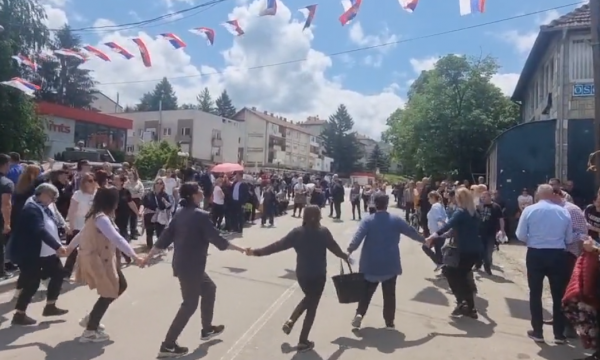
211, 178, 225, 228
64, 172, 96, 277
125, 169, 144, 240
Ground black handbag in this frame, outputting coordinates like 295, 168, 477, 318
331, 259, 365, 304
442, 239, 460, 268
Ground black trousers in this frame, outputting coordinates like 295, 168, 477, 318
232, 202, 244, 233
143, 213, 165, 248
211, 204, 225, 228
356, 276, 397, 326
333, 201, 341, 219
419, 211, 430, 237
129, 198, 141, 237
164, 273, 217, 344
444, 252, 479, 309
15, 255, 64, 312
63, 230, 80, 277
526, 248, 568, 337
351, 201, 361, 219
87, 269, 127, 331
289, 276, 326, 342
293, 203, 304, 217
422, 237, 445, 266
261, 205, 274, 225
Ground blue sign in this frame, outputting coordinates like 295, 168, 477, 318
573, 83, 595, 97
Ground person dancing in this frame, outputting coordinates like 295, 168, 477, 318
143, 182, 245, 358
245, 205, 348, 352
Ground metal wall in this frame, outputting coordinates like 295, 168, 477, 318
566, 118, 595, 204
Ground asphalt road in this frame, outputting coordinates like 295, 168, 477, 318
0, 205, 587, 360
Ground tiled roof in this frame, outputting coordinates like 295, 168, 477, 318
541, 4, 590, 30
245, 108, 311, 134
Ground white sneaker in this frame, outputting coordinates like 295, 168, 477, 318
79, 315, 105, 331
351, 314, 363, 329
79, 329, 110, 343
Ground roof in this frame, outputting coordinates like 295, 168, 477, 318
37, 102, 133, 129
240, 107, 312, 134
91, 91, 122, 109
511, 4, 591, 101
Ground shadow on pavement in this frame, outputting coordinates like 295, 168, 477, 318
505, 297, 552, 321
411, 286, 450, 307
533, 341, 583, 360
222, 267, 247, 274
34, 338, 115, 360
331, 327, 436, 353
279, 269, 297, 281
179, 339, 223, 360
0, 319, 65, 354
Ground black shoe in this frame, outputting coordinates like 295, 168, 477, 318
554, 335, 567, 345
158, 342, 189, 358
465, 308, 479, 319
527, 330, 545, 343
11, 312, 37, 326
297, 340, 315, 353
42, 304, 69, 317
282, 320, 294, 335
201, 325, 225, 340
484, 266, 492, 276
450, 303, 466, 318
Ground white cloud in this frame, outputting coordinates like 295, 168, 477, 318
84, 0, 404, 139
42, 4, 68, 29
408, 56, 519, 96
498, 9, 564, 55
348, 22, 398, 67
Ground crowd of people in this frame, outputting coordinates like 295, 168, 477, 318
4, 149, 600, 359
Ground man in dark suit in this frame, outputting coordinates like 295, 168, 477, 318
231, 172, 249, 234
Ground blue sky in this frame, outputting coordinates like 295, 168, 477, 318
40, 0, 587, 138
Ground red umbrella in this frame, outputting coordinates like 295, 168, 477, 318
212, 163, 244, 173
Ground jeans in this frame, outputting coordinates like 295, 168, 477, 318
526, 248, 568, 337
87, 269, 127, 330
404, 202, 414, 222
351, 201, 361, 219
143, 213, 165, 248
261, 206, 274, 226
356, 276, 397, 326
444, 252, 479, 309
422, 237, 445, 266
164, 273, 216, 344
289, 276, 326, 342
15, 255, 64, 312
63, 230, 80, 277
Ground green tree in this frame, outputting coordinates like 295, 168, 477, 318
214, 90, 236, 117
136, 77, 178, 111
197, 87, 215, 114
367, 144, 391, 173
179, 103, 196, 110
37, 25, 97, 108
0, 0, 49, 157
384, 54, 519, 179
321, 104, 362, 174
133, 141, 181, 179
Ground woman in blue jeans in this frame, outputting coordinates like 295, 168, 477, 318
422, 191, 447, 271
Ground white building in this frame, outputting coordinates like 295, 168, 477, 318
117, 109, 245, 164
234, 107, 315, 170
91, 92, 124, 113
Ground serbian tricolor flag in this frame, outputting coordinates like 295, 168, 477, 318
299, 4, 317, 31
54, 49, 88, 61
189, 27, 215, 45
459, 0, 485, 15
82, 45, 111, 61
339, 0, 362, 26
399, 0, 418, 12
11, 55, 37, 71
259, 0, 277, 16
1, 77, 40, 96
132, 38, 151, 67
223, 20, 244, 36
158, 33, 187, 49
104, 42, 134, 60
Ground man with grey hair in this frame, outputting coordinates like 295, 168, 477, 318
9, 182, 68, 326
516, 183, 574, 344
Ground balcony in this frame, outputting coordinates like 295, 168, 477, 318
212, 137, 223, 147
211, 154, 222, 163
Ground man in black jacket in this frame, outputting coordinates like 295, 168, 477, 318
419, 177, 432, 237
231, 172, 249, 234
329, 176, 345, 220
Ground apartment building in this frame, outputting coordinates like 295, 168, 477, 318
118, 109, 245, 164
234, 107, 316, 169
91, 92, 124, 113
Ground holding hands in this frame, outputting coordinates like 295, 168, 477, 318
244, 248, 257, 256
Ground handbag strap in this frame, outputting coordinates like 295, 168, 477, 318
339, 259, 353, 275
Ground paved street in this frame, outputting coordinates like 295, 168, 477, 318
0, 206, 586, 360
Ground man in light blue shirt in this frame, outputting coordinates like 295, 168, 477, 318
515, 184, 572, 344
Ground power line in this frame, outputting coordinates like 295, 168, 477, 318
94, 2, 581, 86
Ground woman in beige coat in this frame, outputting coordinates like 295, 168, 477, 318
68, 187, 142, 343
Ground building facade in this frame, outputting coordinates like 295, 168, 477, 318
91, 92, 124, 113
119, 109, 244, 164
511, 4, 594, 181
234, 107, 314, 169
37, 102, 132, 158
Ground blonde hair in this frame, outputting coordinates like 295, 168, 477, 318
455, 187, 476, 215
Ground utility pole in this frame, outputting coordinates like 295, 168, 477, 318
591, 0, 600, 189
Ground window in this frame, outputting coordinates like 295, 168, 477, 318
126, 145, 135, 153
570, 37, 593, 81
163, 128, 171, 136
211, 129, 221, 139
138, 129, 144, 136
181, 127, 191, 136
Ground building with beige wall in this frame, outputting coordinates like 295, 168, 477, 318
118, 109, 245, 164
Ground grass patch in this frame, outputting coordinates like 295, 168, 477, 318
381, 173, 410, 183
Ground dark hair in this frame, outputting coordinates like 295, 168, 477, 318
428, 191, 441, 202
77, 159, 90, 171
179, 182, 201, 207
302, 205, 321, 228
374, 193, 389, 210
9, 152, 20, 162
549, 178, 561, 184
86, 187, 119, 220
95, 169, 109, 187
0, 153, 9, 167
448, 190, 456, 197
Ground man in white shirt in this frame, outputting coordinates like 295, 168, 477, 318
292, 178, 307, 217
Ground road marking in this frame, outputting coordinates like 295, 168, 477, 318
219, 282, 298, 360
